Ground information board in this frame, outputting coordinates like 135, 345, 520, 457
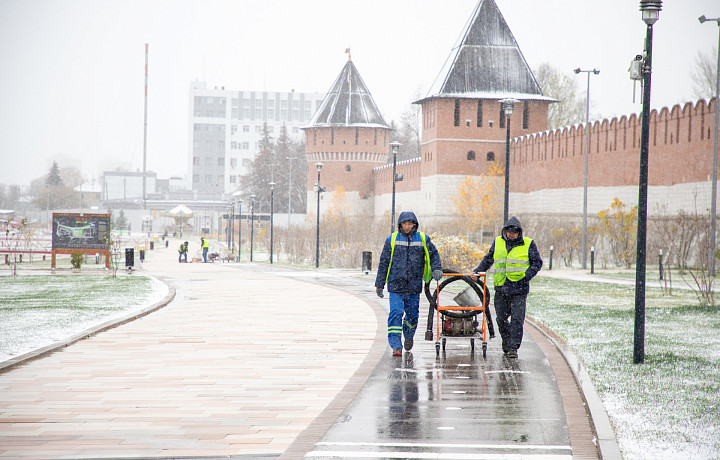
52, 213, 111, 251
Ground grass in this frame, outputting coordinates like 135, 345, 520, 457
0, 275, 166, 361
528, 276, 720, 460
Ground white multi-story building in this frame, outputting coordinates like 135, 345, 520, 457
188, 81, 324, 197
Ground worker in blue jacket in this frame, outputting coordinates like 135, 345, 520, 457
375, 211, 443, 357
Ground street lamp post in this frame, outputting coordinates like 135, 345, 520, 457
237, 199, 242, 262
315, 162, 323, 269
574, 67, 600, 270
634, 0, 662, 365
699, 14, 720, 277
269, 182, 276, 264
286, 156, 295, 229
250, 194, 256, 262
499, 98, 518, 224
389, 142, 401, 233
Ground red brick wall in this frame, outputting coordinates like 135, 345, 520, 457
304, 126, 390, 198
510, 99, 717, 194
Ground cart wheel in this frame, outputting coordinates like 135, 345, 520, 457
482, 343, 487, 359
435, 342, 440, 357
470, 338, 475, 351
442, 337, 446, 352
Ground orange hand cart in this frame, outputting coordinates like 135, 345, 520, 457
429, 272, 494, 358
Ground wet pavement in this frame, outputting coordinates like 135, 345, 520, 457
0, 242, 610, 459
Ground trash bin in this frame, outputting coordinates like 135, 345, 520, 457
139, 249, 145, 262
125, 248, 134, 268
362, 251, 372, 274
150, 241, 154, 250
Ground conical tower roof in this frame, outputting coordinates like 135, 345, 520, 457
308, 59, 389, 128
423, 0, 553, 102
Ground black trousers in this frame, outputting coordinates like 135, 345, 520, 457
494, 290, 527, 352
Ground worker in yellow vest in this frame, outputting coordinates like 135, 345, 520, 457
471, 216, 542, 359
375, 211, 443, 357
201, 237, 209, 263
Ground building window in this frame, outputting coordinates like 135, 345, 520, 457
205, 158, 213, 166
243, 125, 249, 132
477, 100, 483, 127
454, 99, 460, 126
331, 127, 334, 145
205, 175, 212, 183
230, 175, 236, 183
523, 101, 529, 129
230, 158, 237, 168
242, 142, 249, 150
487, 152, 495, 161
467, 151, 476, 161
355, 128, 359, 145
218, 158, 224, 166
231, 125, 237, 134
242, 158, 251, 167
193, 157, 200, 165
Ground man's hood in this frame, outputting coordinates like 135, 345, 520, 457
502, 216, 523, 241
397, 211, 419, 234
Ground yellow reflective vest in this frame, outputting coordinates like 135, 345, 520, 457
492, 236, 532, 286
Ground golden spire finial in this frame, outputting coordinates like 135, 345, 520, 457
345, 47, 351, 61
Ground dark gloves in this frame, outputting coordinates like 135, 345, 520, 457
432, 269, 444, 281
376, 287, 384, 298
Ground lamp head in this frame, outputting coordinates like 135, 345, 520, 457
574, 68, 581, 74
639, 0, 662, 25
389, 141, 401, 154
699, 15, 707, 24
316, 162, 324, 172
593, 68, 600, 75
499, 98, 519, 116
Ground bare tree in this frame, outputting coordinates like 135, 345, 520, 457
534, 63, 586, 130
691, 46, 717, 101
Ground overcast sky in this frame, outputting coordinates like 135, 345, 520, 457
0, 0, 717, 188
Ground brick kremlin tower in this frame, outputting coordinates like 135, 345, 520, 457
414, 0, 554, 219
303, 53, 391, 217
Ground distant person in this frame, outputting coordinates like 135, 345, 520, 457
201, 237, 209, 263
375, 211, 443, 357
470, 216, 542, 359
178, 241, 188, 263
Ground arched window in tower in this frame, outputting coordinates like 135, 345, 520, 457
345, 164, 351, 172
454, 99, 460, 127
477, 100, 483, 127
331, 127, 334, 145
523, 101, 529, 129
467, 150, 476, 161
486, 152, 495, 161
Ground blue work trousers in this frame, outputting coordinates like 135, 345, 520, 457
494, 290, 527, 352
387, 292, 420, 349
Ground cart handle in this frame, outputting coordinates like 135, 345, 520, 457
438, 272, 486, 277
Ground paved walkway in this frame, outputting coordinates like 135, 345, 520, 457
0, 239, 618, 459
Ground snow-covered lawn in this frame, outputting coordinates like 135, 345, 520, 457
0, 275, 167, 361
529, 276, 720, 460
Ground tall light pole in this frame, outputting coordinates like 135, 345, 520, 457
286, 156, 295, 229
315, 162, 324, 268
269, 182, 276, 264
699, 14, 720, 277
236, 199, 242, 262
634, 0, 661, 365
389, 142, 401, 233
574, 67, 600, 270
250, 194, 256, 262
499, 98, 518, 224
